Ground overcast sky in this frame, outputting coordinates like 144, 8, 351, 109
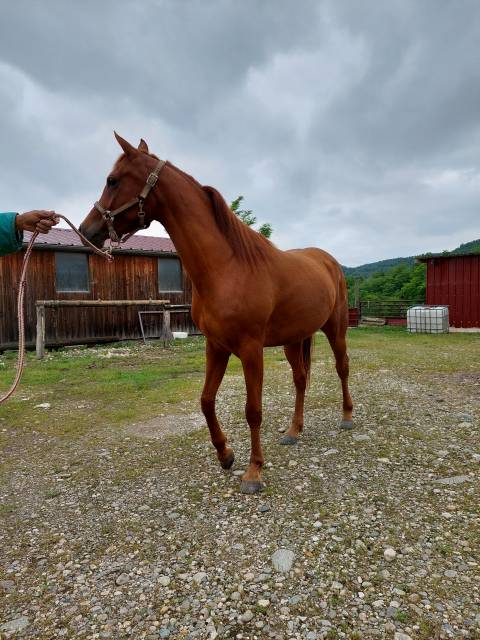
1, 1, 479, 266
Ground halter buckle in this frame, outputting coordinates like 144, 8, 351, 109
146, 172, 159, 187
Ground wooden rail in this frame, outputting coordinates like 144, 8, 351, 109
35, 299, 170, 359
36, 300, 171, 307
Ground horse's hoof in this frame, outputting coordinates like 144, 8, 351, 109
220, 450, 235, 470
280, 434, 298, 445
240, 480, 265, 495
340, 420, 354, 431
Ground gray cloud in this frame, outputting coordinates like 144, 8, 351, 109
0, 0, 479, 265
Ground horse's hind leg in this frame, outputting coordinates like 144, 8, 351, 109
201, 340, 234, 469
238, 341, 265, 494
322, 317, 354, 430
280, 341, 308, 445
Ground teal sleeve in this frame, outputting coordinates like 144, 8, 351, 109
0, 213, 23, 256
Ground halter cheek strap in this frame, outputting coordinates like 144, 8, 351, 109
94, 158, 167, 244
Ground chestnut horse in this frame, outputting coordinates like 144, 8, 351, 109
79, 134, 353, 494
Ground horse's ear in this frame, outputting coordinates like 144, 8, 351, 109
114, 132, 137, 156
138, 139, 149, 153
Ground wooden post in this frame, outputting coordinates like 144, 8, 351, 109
36, 304, 45, 359
163, 309, 172, 348
354, 277, 361, 310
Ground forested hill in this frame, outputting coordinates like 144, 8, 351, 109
343, 238, 480, 278
343, 256, 414, 278
449, 238, 480, 255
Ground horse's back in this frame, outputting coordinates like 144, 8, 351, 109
285, 246, 342, 277
280, 246, 345, 294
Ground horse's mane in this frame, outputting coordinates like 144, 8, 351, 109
169, 163, 272, 267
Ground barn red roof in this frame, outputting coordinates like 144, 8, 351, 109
24, 228, 176, 253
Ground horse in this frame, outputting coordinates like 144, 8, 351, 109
79, 133, 353, 494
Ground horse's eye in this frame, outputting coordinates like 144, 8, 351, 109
107, 176, 118, 187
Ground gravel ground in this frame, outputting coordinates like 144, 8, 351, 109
0, 332, 479, 639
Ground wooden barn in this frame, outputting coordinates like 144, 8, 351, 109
0, 228, 195, 350
417, 253, 480, 328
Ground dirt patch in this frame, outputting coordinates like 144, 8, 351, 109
431, 371, 480, 387
446, 372, 480, 385
125, 412, 205, 439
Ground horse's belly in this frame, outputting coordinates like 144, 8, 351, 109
264, 290, 335, 346
264, 316, 328, 346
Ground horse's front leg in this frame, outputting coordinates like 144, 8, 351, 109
201, 340, 235, 469
238, 341, 265, 494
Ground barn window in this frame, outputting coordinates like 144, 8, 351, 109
158, 257, 182, 292
55, 252, 90, 292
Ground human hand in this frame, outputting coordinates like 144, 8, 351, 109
16, 211, 59, 234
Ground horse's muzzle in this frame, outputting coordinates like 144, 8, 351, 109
79, 214, 109, 249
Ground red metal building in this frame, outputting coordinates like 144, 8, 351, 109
417, 254, 480, 328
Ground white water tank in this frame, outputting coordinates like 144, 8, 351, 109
407, 305, 449, 333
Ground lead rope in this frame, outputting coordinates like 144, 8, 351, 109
0, 215, 113, 405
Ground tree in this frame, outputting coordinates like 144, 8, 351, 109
344, 262, 426, 305
230, 196, 273, 238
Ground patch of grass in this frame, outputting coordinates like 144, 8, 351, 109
45, 489, 62, 499
407, 429, 429, 441
0, 338, 288, 444
394, 610, 409, 623
436, 542, 454, 557
0, 502, 16, 516
417, 617, 442, 639
186, 487, 204, 504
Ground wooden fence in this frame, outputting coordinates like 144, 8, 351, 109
34, 300, 196, 358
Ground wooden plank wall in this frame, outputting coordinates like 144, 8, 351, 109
0, 249, 196, 348
425, 255, 480, 328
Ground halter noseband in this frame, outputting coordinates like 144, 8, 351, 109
94, 158, 167, 244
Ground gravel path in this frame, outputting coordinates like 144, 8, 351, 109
1, 334, 479, 639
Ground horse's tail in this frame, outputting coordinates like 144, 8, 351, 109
302, 334, 314, 388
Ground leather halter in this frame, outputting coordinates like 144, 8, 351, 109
94, 158, 167, 244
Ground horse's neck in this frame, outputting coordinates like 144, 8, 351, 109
153, 170, 235, 291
